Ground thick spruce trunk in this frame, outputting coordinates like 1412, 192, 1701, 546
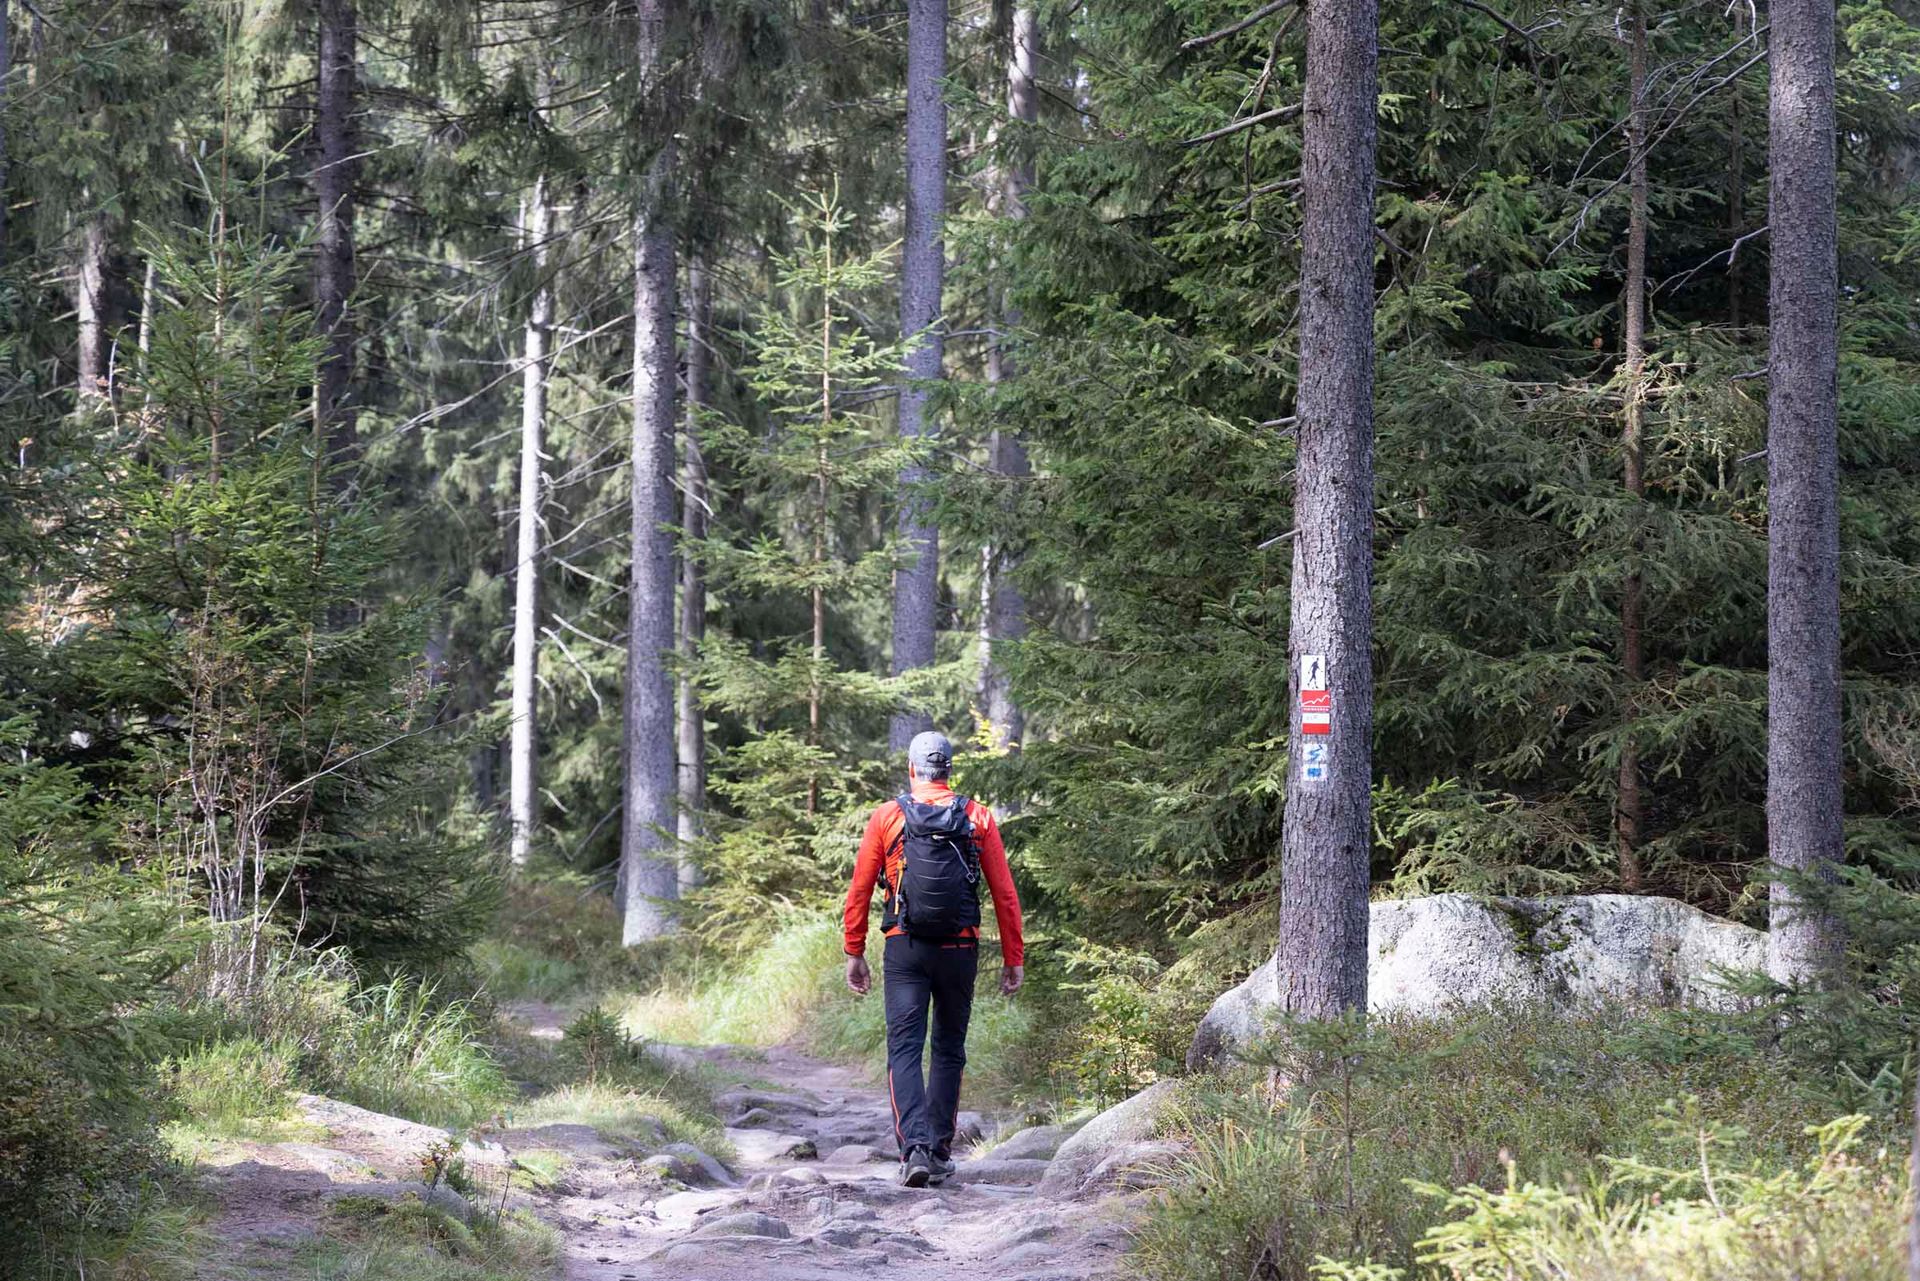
889, 0, 947, 752
979, 4, 1036, 752
623, 0, 682, 944
509, 177, 553, 868
1276, 0, 1378, 1020
1765, 0, 1844, 983
1616, 10, 1649, 892
676, 257, 711, 890
315, 0, 358, 457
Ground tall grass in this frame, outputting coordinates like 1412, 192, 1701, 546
173, 942, 511, 1130
616, 914, 1040, 1099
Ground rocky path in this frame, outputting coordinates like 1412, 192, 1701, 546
504, 1032, 1139, 1281
189, 1003, 1161, 1278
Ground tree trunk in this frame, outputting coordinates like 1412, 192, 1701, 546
623, 0, 681, 944
888, 0, 948, 753
1765, 0, 1844, 983
676, 256, 711, 891
315, 0, 358, 460
1276, 0, 1378, 1021
76, 212, 108, 401
509, 176, 554, 868
1616, 9, 1649, 893
979, 4, 1036, 752
0, 6, 9, 270
1728, 92, 1745, 327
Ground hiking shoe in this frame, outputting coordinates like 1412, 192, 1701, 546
927, 1151, 957, 1186
900, 1146, 933, 1188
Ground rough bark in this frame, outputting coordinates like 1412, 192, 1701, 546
623, 0, 682, 944
75, 213, 108, 401
1276, 0, 1377, 1020
978, 4, 1036, 752
676, 256, 711, 890
1765, 0, 1844, 983
888, 0, 948, 752
315, 0, 358, 460
0, 7, 9, 269
509, 176, 553, 868
1616, 10, 1649, 893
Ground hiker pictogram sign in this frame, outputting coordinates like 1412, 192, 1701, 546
1300, 653, 1331, 736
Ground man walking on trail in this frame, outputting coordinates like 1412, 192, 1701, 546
841, 730, 1024, 1188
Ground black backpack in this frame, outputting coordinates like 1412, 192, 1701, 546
884, 794, 982, 938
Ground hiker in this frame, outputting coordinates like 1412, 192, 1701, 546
841, 730, 1024, 1188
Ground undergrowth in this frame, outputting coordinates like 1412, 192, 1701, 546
1132, 1006, 1896, 1281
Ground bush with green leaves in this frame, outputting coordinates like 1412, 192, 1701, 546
1316, 1113, 1902, 1281
0, 719, 190, 1269
1133, 1006, 1850, 1281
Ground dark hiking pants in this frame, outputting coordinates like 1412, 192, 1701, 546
882, 934, 977, 1159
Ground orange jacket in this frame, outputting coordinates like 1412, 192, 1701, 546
842, 779, 1024, 967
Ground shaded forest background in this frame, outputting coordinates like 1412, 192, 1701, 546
4, 0, 1920, 1274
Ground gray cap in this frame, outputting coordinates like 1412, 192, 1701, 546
908, 730, 953, 776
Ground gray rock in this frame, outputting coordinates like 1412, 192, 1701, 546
694, 1210, 793, 1239
780, 1166, 826, 1185
989, 1123, 1072, 1162
499, 1122, 622, 1159
831, 1203, 879, 1222
640, 1153, 694, 1182
1084, 1139, 1186, 1191
824, 1143, 886, 1165
660, 1141, 736, 1186
953, 1110, 985, 1144
814, 1224, 875, 1248
715, 1087, 823, 1116
1188, 893, 1766, 1069
1039, 1081, 1180, 1196
732, 1106, 779, 1128
783, 1137, 818, 1160
948, 1158, 1053, 1185
998, 1242, 1062, 1268
327, 1181, 474, 1223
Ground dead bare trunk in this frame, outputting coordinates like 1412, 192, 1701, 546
1276, 0, 1377, 1020
314, 0, 358, 461
1765, 0, 1845, 983
623, 0, 682, 944
1616, 9, 1649, 893
888, 0, 948, 753
76, 213, 108, 401
676, 256, 711, 890
509, 176, 554, 868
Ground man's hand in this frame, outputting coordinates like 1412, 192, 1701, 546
1000, 964, 1024, 997
845, 954, 872, 996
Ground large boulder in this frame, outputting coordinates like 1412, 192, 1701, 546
1039, 1080, 1181, 1195
1188, 893, 1764, 1070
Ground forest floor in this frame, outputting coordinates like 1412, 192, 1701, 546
184, 1000, 1140, 1280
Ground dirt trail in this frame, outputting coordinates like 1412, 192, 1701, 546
189, 1003, 1145, 1278
508, 1028, 1138, 1281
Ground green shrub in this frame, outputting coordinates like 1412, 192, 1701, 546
0, 720, 188, 1270
1323, 1114, 1902, 1281
471, 938, 583, 1003
1134, 1006, 1846, 1281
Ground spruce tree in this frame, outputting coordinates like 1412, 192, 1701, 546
1765, 0, 1844, 981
